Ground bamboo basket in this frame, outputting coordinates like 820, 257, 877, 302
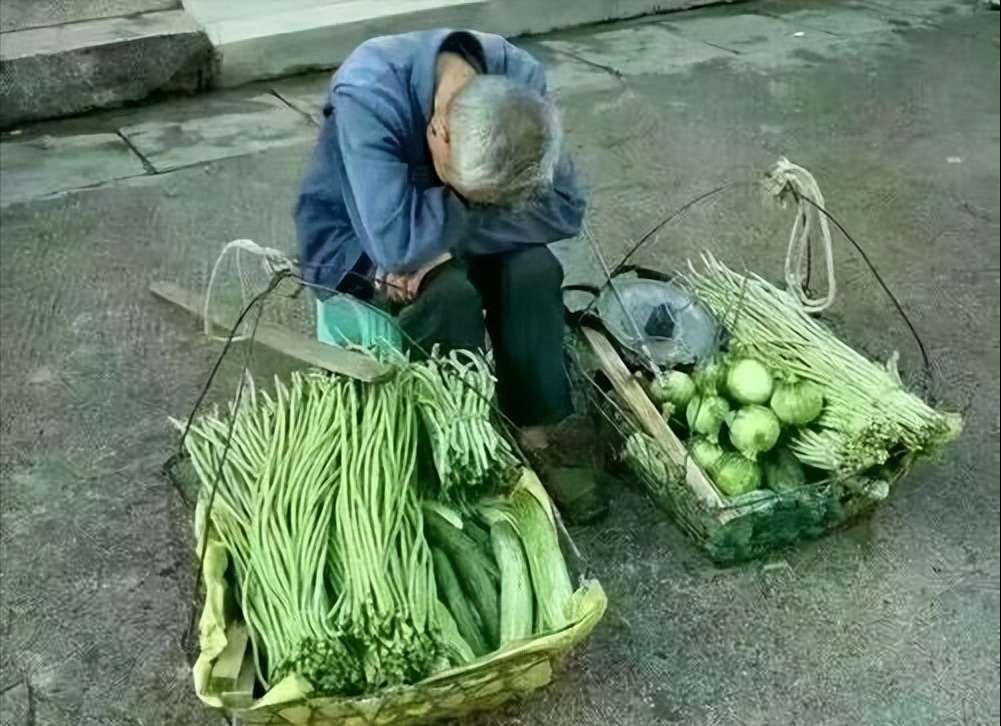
191, 468, 608, 726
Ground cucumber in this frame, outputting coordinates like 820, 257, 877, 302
462, 515, 501, 590
431, 548, 490, 657
462, 515, 493, 554
425, 510, 501, 651
509, 488, 573, 632
490, 521, 535, 644
425, 508, 500, 581
432, 598, 476, 665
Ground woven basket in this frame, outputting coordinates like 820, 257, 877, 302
192, 469, 607, 726
565, 327, 910, 565
618, 431, 908, 565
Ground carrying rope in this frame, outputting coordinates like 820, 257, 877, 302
203, 239, 295, 342
763, 157, 837, 314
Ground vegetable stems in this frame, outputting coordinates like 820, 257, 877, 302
682, 253, 962, 473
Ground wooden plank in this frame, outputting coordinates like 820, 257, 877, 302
580, 326, 723, 509
150, 281, 391, 383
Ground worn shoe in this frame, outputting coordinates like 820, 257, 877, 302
527, 414, 610, 525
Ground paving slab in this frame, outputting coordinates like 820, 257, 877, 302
0, 133, 148, 207
538, 52, 625, 96
195, 0, 492, 88
193, 0, 741, 88
662, 11, 857, 68
766, 6, 898, 36
542, 24, 734, 77
860, 0, 978, 20
268, 75, 332, 125
0, 83, 321, 143
118, 104, 318, 173
665, 11, 902, 70
1, 0, 738, 126
480, 0, 736, 37
663, 11, 814, 50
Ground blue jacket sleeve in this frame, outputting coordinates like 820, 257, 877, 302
330, 90, 470, 274
458, 44, 588, 257
295, 116, 359, 292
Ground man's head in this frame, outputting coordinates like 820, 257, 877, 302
427, 71, 562, 209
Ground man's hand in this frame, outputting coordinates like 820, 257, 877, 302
379, 272, 414, 303
377, 253, 453, 304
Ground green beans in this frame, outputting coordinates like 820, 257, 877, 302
182, 348, 529, 698
402, 348, 519, 501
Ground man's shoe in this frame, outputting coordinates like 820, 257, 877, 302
526, 414, 610, 525
537, 463, 609, 525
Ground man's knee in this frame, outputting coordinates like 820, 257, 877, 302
505, 246, 564, 293
398, 264, 485, 353
422, 264, 482, 308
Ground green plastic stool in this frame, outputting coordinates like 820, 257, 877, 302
316, 295, 403, 353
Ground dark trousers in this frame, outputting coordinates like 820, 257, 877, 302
397, 246, 573, 428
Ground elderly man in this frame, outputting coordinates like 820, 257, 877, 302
295, 29, 606, 523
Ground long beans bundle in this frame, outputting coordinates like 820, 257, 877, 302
405, 349, 520, 501
681, 253, 962, 473
179, 369, 440, 695
326, 374, 438, 689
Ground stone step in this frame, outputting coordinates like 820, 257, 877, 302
184, 0, 728, 88
0, 10, 215, 130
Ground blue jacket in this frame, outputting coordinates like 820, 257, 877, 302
294, 29, 587, 294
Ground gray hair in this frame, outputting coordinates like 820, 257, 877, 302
448, 75, 562, 209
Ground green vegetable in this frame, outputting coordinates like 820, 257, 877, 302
692, 360, 726, 393
431, 548, 490, 657
509, 487, 573, 632
770, 378, 824, 426
179, 371, 439, 696
726, 358, 774, 405
728, 405, 782, 461
177, 347, 585, 699
763, 447, 808, 493
622, 432, 681, 483
462, 516, 493, 554
490, 521, 535, 645
424, 507, 501, 651
650, 370, 696, 409
405, 348, 520, 500
431, 598, 476, 665
686, 394, 731, 443
688, 438, 725, 474
713, 452, 762, 497
209, 623, 249, 694
683, 255, 963, 473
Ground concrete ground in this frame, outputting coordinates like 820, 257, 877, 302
0, 0, 730, 130
1, 1, 998, 725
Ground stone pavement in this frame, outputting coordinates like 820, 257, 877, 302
0, 2, 999, 726
0, 0, 732, 130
